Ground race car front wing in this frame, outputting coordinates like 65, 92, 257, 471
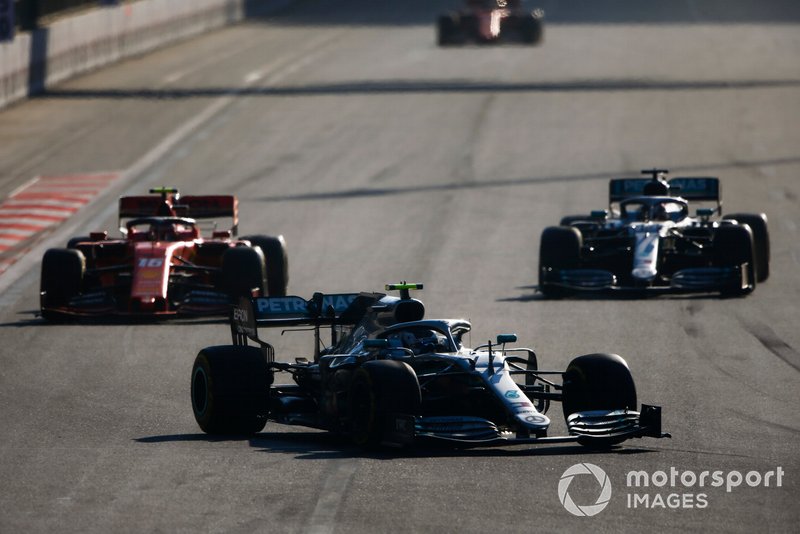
383, 404, 670, 447
547, 267, 745, 293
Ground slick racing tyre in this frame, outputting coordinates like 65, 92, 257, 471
561, 353, 637, 419
559, 215, 589, 226
40, 248, 85, 320
723, 213, 769, 282
437, 13, 461, 46
538, 226, 582, 298
191, 345, 270, 435
714, 225, 756, 297
66, 236, 91, 249
241, 235, 289, 296
520, 10, 544, 44
222, 246, 266, 300
348, 360, 421, 449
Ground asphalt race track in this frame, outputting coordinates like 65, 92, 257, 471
0, 1, 798, 532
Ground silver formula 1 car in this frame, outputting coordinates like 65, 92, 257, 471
190, 284, 668, 449
539, 169, 770, 297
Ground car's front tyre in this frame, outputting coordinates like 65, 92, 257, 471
723, 213, 769, 282
561, 353, 637, 419
222, 246, 266, 301
539, 226, 582, 298
241, 234, 289, 296
40, 248, 85, 321
348, 360, 421, 448
714, 225, 756, 297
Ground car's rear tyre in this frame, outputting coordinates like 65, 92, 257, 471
437, 13, 461, 46
723, 213, 769, 282
348, 360, 421, 449
40, 248, 85, 320
559, 215, 589, 226
222, 246, 266, 301
241, 235, 289, 296
561, 353, 637, 419
66, 236, 91, 249
538, 226, 582, 298
520, 11, 544, 44
191, 345, 270, 435
714, 225, 756, 296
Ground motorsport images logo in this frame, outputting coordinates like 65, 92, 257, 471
558, 463, 785, 515
558, 463, 612, 517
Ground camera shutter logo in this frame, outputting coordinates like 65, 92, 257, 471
558, 463, 612, 517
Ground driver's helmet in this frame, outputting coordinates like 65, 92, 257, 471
411, 330, 449, 354
150, 222, 178, 242
156, 201, 175, 216
626, 203, 648, 221
653, 203, 669, 221
400, 331, 417, 349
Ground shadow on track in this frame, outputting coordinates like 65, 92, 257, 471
0, 310, 227, 328
33, 78, 800, 102
246, 156, 800, 203
499, 288, 735, 303
136, 430, 660, 460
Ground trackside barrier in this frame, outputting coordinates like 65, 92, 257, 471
0, 0, 291, 110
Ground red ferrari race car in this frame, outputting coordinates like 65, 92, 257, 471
437, 0, 544, 46
39, 187, 288, 320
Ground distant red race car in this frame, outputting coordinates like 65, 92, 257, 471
40, 187, 288, 320
437, 0, 544, 46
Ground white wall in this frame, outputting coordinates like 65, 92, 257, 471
0, 0, 286, 109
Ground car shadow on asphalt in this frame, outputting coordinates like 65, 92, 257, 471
34, 79, 800, 103
0, 310, 229, 327
135, 431, 660, 460
499, 286, 735, 303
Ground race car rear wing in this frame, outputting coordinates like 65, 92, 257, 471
608, 178, 651, 201
118, 194, 239, 233
609, 176, 721, 211
668, 177, 720, 202
230, 291, 426, 360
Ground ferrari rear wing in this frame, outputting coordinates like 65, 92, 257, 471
118, 193, 239, 234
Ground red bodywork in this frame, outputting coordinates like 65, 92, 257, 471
41, 189, 258, 318
438, 0, 544, 45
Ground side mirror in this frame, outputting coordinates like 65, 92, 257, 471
496, 334, 517, 345
590, 209, 609, 220
364, 339, 389, 349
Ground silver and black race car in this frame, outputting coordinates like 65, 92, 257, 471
190, 284, 668, 449
539, 169, 770, 297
